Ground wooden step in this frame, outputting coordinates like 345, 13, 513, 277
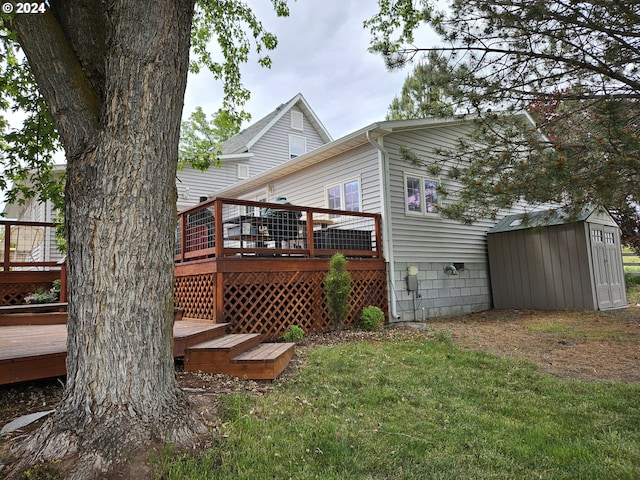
184, 332, 295, 380
173, 321, 229, 357
230, 342, 295, 380
0, 321, 231, 385
184, 333, 262, 372
0, 324, 68, 384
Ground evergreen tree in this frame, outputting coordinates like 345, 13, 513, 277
367, 0, 640, 248
387, 52, 454, 119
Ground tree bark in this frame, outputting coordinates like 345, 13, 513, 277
9, 1, 203, 477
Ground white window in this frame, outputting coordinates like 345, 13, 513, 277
237, 164, 249, 180
325, 179, 361, 212
289, 135, 306, 158
604, 231, 615, 244
291, 111, 304, 131
404, 173, 439, 215
592, 229, 603, 243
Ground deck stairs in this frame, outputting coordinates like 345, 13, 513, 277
181, 320, 296, 380
0, 310, 295, 384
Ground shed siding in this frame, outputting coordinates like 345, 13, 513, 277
488, 223, 598, 310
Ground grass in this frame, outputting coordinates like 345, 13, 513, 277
624, 245, 640, 303
626, 273, 640, 304
627, 283, 640, 304
155, 333, 640, 479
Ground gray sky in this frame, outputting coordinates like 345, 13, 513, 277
184, 0, 438, 139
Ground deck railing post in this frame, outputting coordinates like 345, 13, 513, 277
59, 259, 68, 303
375, 214, 383, 259
214, 199, 224, 258
306, 209, 315, 258
179, 213, 187, 262
3, 224, 10, 271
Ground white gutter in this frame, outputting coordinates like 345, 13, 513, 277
366, 130, 400, 321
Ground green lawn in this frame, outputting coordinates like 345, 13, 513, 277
155, 332, 640, 479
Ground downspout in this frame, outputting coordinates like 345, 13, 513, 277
366, 130, 400, 321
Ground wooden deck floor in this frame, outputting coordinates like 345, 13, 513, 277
0, 321, 223, 385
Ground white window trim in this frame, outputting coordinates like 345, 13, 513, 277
289, 134, 306, 158
325, 177, 362, 212
403, 172, 440, 216
237, 164, 249, 180
291, 110, 304, 131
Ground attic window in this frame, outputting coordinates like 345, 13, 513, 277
291, 111, 304, 131
289, 135, 306, 158
237, 164, 249, 180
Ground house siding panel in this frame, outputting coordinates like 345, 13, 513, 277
237, 143, 382, 213
176, 106, 329, 211
381, 124, 535, 320
250, 106, 327, 172
384, 126, 496, 264
176, 163, 242, 210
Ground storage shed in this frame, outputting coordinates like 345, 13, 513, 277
487, 206, 627, 311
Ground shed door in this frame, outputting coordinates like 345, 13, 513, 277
590, 225, 627, 309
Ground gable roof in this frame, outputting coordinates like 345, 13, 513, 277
214, 111, 538, 199
220, 92, 333, 155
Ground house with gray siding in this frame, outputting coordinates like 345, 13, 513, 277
211, 114, 538, 321
176, 92, 332, 210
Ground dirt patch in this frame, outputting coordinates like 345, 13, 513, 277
1, 307, 638, 476
423, 307, 640, 383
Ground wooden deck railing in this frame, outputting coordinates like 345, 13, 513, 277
175, 197, 383, 263
0, 220, 66, 305
0, 220, 62, 271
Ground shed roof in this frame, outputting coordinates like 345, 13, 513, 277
488, 205, 616, 234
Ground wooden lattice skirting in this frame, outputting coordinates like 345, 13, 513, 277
0, 271, 60, 306
175, 257, 387, 340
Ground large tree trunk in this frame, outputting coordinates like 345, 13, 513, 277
9, 1, 204, 478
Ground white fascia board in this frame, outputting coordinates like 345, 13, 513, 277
217, 153, 254, 162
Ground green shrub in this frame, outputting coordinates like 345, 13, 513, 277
25, 279, 62, 304
283, 325, 304, 342
360, 305, 385, 331
325, 253, 351, 332
25, 289, 57, 304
